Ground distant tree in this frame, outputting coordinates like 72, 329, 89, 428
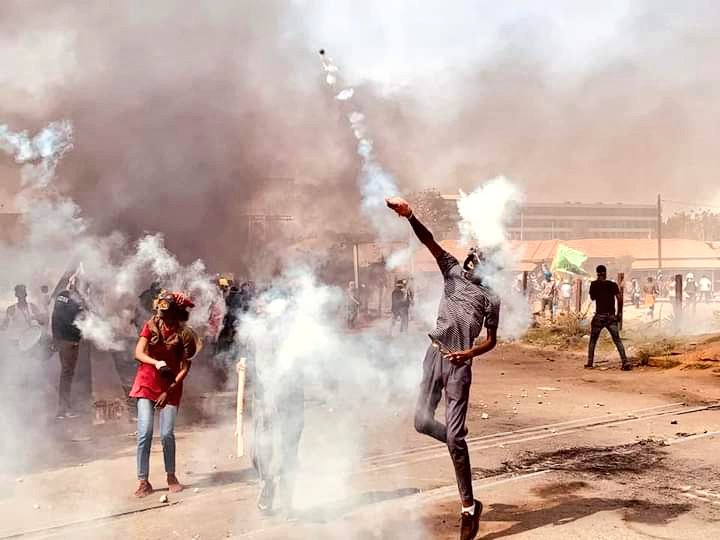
664, 211, 720, 241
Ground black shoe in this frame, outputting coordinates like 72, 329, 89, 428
460, 500, 483, 540
584, 363, 594, 369
257, 479, 275, 514
621, 363, 632, 371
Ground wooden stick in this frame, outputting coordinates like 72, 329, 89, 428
235, 357, 247, 458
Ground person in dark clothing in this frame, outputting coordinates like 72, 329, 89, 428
134, 282, 162, 332
248, 289, 304, 518
386, 196, 500, 540
685, 273, 698, 315
586, 265, 630, 371
213, 285, 248, 386
51, 282, 85, 419
390, 279, 410, 334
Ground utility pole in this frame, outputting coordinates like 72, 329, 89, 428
657, 194, 663, 271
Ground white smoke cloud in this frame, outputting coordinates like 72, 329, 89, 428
0, 121, 223, 351
235, 266, 424, 525
456, 176, 530, 338
320, 52, 405, 241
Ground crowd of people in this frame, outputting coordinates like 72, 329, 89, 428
4, 235, 715, 539
528, 267, 715, 323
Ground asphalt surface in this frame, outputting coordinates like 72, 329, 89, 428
1, 340, 719, 540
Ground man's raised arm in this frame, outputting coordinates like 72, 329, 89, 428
385, 197, 444, 259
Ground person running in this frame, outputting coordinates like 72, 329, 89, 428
130, 291, 199, 498
1, 284, 44, 338
586, 265, 630, 371
386, 196, 500, 540
630, 279, 641, 309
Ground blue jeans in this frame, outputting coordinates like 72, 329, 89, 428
136, 398, 178, 480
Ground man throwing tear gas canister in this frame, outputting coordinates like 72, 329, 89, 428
386, 196, 500, 540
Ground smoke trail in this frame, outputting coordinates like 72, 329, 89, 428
456, 176, 529, 338
320, 51, 405, 241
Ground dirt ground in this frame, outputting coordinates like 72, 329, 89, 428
1, 333, 719, 540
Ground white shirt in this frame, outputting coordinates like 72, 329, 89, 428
699, 277, 712, 292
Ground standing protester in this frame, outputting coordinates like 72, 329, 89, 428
539, 272, 556, 320
699, 274, 712, 303
214, 285, 246, 386
630, 279, 641, 309
130, 291, 198, 498
386, 196, 500, 540
1, 284, 44, 337
559, 279, 573, 313
51, 281, 86, 419
346, 281, 360, 329
249, 291, 305, 517
685, 273, 698, 314
643, 277, 657, 320
390, 279, 410, 334
586, 265, 630, 371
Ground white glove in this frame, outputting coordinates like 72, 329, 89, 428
155, 361, 168, 370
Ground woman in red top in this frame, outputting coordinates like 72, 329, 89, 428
130, 291, 198, 498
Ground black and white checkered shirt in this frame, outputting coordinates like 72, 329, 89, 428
428, 251, 501, 352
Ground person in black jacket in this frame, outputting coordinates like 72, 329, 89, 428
51, 281, 85, 419
390, 279, 410, 334
586, 265, 630, 371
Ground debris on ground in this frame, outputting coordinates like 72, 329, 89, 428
488, 439, 667, 477
481, 413, 489, 420
159, 494, 169, 503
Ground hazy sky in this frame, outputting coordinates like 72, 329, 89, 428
2, 1, 719, 226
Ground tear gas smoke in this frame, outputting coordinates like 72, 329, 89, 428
456, 176, 529, 338
0, 121, 223, 351
320, 51, 405, 242
236, 265, 425, 523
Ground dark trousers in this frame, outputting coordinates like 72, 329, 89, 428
587, 314, 628, 366
111, 339, 139, 418
414, 345, 473, 505
391, 310, 409, 333
253, 372, 304, 500
541, 298, 553, 318
56, 339, 80, 412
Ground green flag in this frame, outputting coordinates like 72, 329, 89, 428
551, 244, 589, 275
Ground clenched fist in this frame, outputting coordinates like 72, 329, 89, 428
385, 197, 413, 218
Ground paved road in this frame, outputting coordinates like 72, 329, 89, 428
2, 342, 719, 539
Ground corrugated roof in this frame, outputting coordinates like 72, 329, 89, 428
562, 238, 718, 260
632, 258, 720, 270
